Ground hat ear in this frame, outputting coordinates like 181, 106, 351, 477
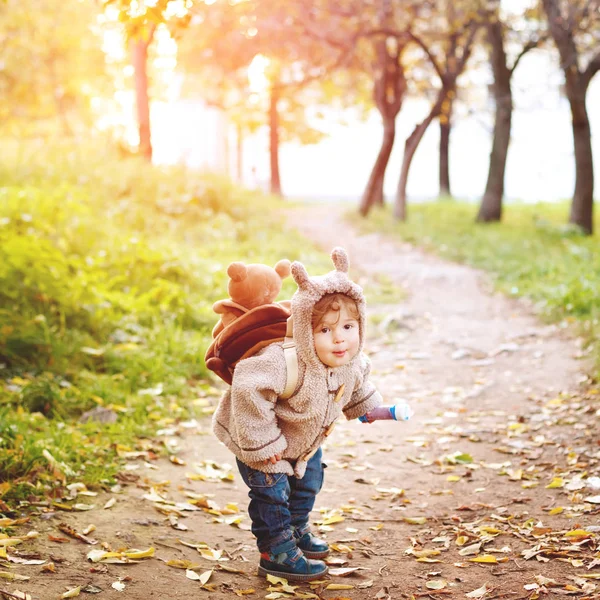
274, 259, 291, 280
331, 247, 349, 273
291, 261, 312, 289
227, 262, 247, 283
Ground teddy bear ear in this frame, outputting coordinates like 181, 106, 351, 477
331, 247, 349, 273
291, 261, 312, 289
227, 262, 247, 283
274, 259, 291, 279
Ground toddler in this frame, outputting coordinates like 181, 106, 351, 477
212, 247, 382, 581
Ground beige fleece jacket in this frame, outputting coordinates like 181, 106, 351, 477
212, 247, 382, 478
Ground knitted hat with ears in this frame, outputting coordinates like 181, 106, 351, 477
290, 247, 367, 369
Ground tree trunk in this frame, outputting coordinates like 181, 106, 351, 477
236, 123, 243, 184
569, 99, 594, 234
269, 86, 282, 197
394, 93, 445, 220
542, 0, 595, 234
131, 37, 153, 162
359, 118, 396, 216
477, 20, 513, 223
439, 115, 451, 197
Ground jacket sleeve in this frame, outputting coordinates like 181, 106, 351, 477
229, 347, 289, 463
343, 352, 383, 420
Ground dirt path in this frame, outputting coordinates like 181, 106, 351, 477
6, 205, 599, 600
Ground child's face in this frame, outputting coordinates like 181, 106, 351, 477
313, 304, 360, 368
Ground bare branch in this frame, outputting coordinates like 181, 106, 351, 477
510, 35, 545, 75
583, 49, 600, 90
407, 31, 445, 81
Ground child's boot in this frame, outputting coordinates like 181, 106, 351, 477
294, 524, 330, 559
258, 538, 328, 582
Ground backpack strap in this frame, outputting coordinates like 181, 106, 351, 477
279, 316, 298, 400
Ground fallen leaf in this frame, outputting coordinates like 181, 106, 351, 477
426, 580, 447, 590
0, 572, 30, 581
61, 587, 81, 598
469, 555, 498, 564
466, 583, 490, 598
165, 559, 200, 570
325, 583, 354, 590
328, 567, 367, 576
266, 574, 289, 585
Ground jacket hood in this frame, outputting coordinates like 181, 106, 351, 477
290, 247, 366, 369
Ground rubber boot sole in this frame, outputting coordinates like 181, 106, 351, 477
257, 564, 328, 582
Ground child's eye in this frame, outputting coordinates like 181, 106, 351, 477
320, 327, 330, 334
344, 324, 354, 330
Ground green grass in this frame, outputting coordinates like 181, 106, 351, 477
348, 201, 599, 377
0, 138, 331, 506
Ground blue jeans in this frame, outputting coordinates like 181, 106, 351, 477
236, 448, 325, 553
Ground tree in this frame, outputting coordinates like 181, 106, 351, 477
130, 24, 156, 161
0, 0, 109, 136
105, 0, 188, 161
541, 0, 600, 234
178, 0, 343, 196
359, 21, 408, 216
394, 2, 481, 220
476, 4, 543, 223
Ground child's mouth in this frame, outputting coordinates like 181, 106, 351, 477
333, 351, 346, 357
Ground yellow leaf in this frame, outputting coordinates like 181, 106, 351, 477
0, 538, 21, 547
0, 572, 30, 581
564, 529, 593, 537
266, 574, 289, 585
416, 558, 442, 563
166, 560, 199, 570
369, 524, 383, 531
409, 549, 441, 558
330, 543, 353, 553
469, 555, 497, 563
447, 475, 461, 482
319, 514, 345, 526
548, 507, 564, 515
545, 477, 564, 489
234, 590, 256, 596
403, 517, 427, 525
61, 587, 81, 598
123, 547, 155, 559
325, 584, 354, 590
455, 536, 469, 546
199, 547, 224, 561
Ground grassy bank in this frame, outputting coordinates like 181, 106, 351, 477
348, 201, 599, 377
0, 140, 330, 506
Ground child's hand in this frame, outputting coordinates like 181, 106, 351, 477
264, 453, 282, 465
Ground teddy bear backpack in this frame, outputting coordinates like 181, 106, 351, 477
204, 259, 298, 399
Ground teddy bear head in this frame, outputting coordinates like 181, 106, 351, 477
227, 259, 291, 309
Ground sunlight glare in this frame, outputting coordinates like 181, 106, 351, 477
248, 54, 270, 93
